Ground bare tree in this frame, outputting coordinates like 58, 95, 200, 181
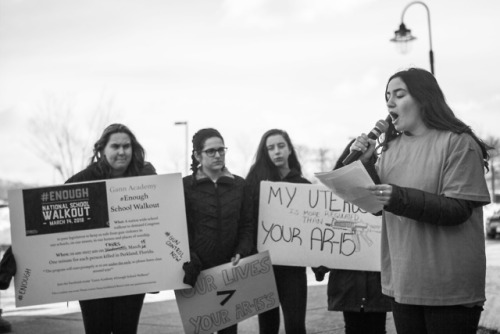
233, 133, 259, 177
295, 144, 313, 175
316, 148, 335, 172
28, 93, 118, 182
295, 145, 336, 180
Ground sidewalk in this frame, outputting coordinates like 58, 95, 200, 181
1, 267, 499, 333
0, 269, 399, 334
1, 283, 397, 334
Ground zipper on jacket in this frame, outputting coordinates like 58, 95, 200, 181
214, 181, 222, 245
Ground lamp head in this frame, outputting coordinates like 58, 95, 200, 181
390, 23, 417, 54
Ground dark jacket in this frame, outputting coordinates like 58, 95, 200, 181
327, 140, 391, 312
183, 171, 254, 270
66, 161, 156, 183
327, 269, 391, 312
0, 246, 16, 290
280, 169, 310, 185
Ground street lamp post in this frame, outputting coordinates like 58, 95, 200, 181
390, 1, 434, 75
174, 121, 189, 175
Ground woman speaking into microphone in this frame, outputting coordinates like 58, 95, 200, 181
350, 68, 491, 334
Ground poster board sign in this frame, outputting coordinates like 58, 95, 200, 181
175, 251, 278, 334
257, 181, 382, 271
8, 173, 190, 307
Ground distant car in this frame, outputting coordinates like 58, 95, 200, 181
485, 213, 500, 239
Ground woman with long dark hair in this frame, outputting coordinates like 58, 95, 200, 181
246, 129, 309, 334
66, 123, 157, 334
0, 123, 156, 333
351, 68, 491, 334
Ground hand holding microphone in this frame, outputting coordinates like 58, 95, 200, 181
342, 115, 391, 166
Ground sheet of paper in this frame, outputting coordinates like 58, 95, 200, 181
314, 160, 383, 213
9, 173, 191, 307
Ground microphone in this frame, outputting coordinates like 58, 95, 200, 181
342, 116, 390, 166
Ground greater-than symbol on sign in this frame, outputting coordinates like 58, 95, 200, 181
217, 290, 236, 306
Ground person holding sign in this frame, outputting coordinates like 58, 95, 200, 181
316, 140, 391, 334
182, 128, 254, 334
246, 129, 309, 334
0, 123, 157, 333
65, 123, 157, 334
350, 68, 491, 334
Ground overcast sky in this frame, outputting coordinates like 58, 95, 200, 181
1, 0, 499, 185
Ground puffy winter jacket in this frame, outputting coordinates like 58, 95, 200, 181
66, 161, 156, 183
183, 170, 254, 270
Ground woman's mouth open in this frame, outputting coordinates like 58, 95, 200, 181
389, 112, 399, 123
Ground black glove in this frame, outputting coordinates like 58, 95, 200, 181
0, 246, 16, 290
312, 266, 330, 282
182, 259, 202, 288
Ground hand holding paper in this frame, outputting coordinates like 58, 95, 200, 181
367, 184, 393, 207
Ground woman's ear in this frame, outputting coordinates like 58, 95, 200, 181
194, 151, 201, 164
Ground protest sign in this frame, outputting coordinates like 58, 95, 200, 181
258, 181, 382, 271
175, 251, 278, 334
8, 173, 190, 307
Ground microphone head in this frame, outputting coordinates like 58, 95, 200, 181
367, 119, 389, 140
375, 119, 389, 133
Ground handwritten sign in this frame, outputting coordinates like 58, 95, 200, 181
175, 251, 279, 334
257, 181, 382, 271
9, 173, 190, 307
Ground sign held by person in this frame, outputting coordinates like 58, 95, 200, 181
175, 251, 278, 334
9, 173, 190, 307
258, 181, 382, 271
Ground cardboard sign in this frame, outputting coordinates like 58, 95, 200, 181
9, 173, 191, 307
257, 181, 382, 271
175, 251, 278, 334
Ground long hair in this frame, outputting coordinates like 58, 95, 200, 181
190, 128, 225, 176
381, 68, 490, 170
246, 129, 302, 187
91, 123, 146, 177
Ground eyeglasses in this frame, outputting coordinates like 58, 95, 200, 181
201, 147, 227, 157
